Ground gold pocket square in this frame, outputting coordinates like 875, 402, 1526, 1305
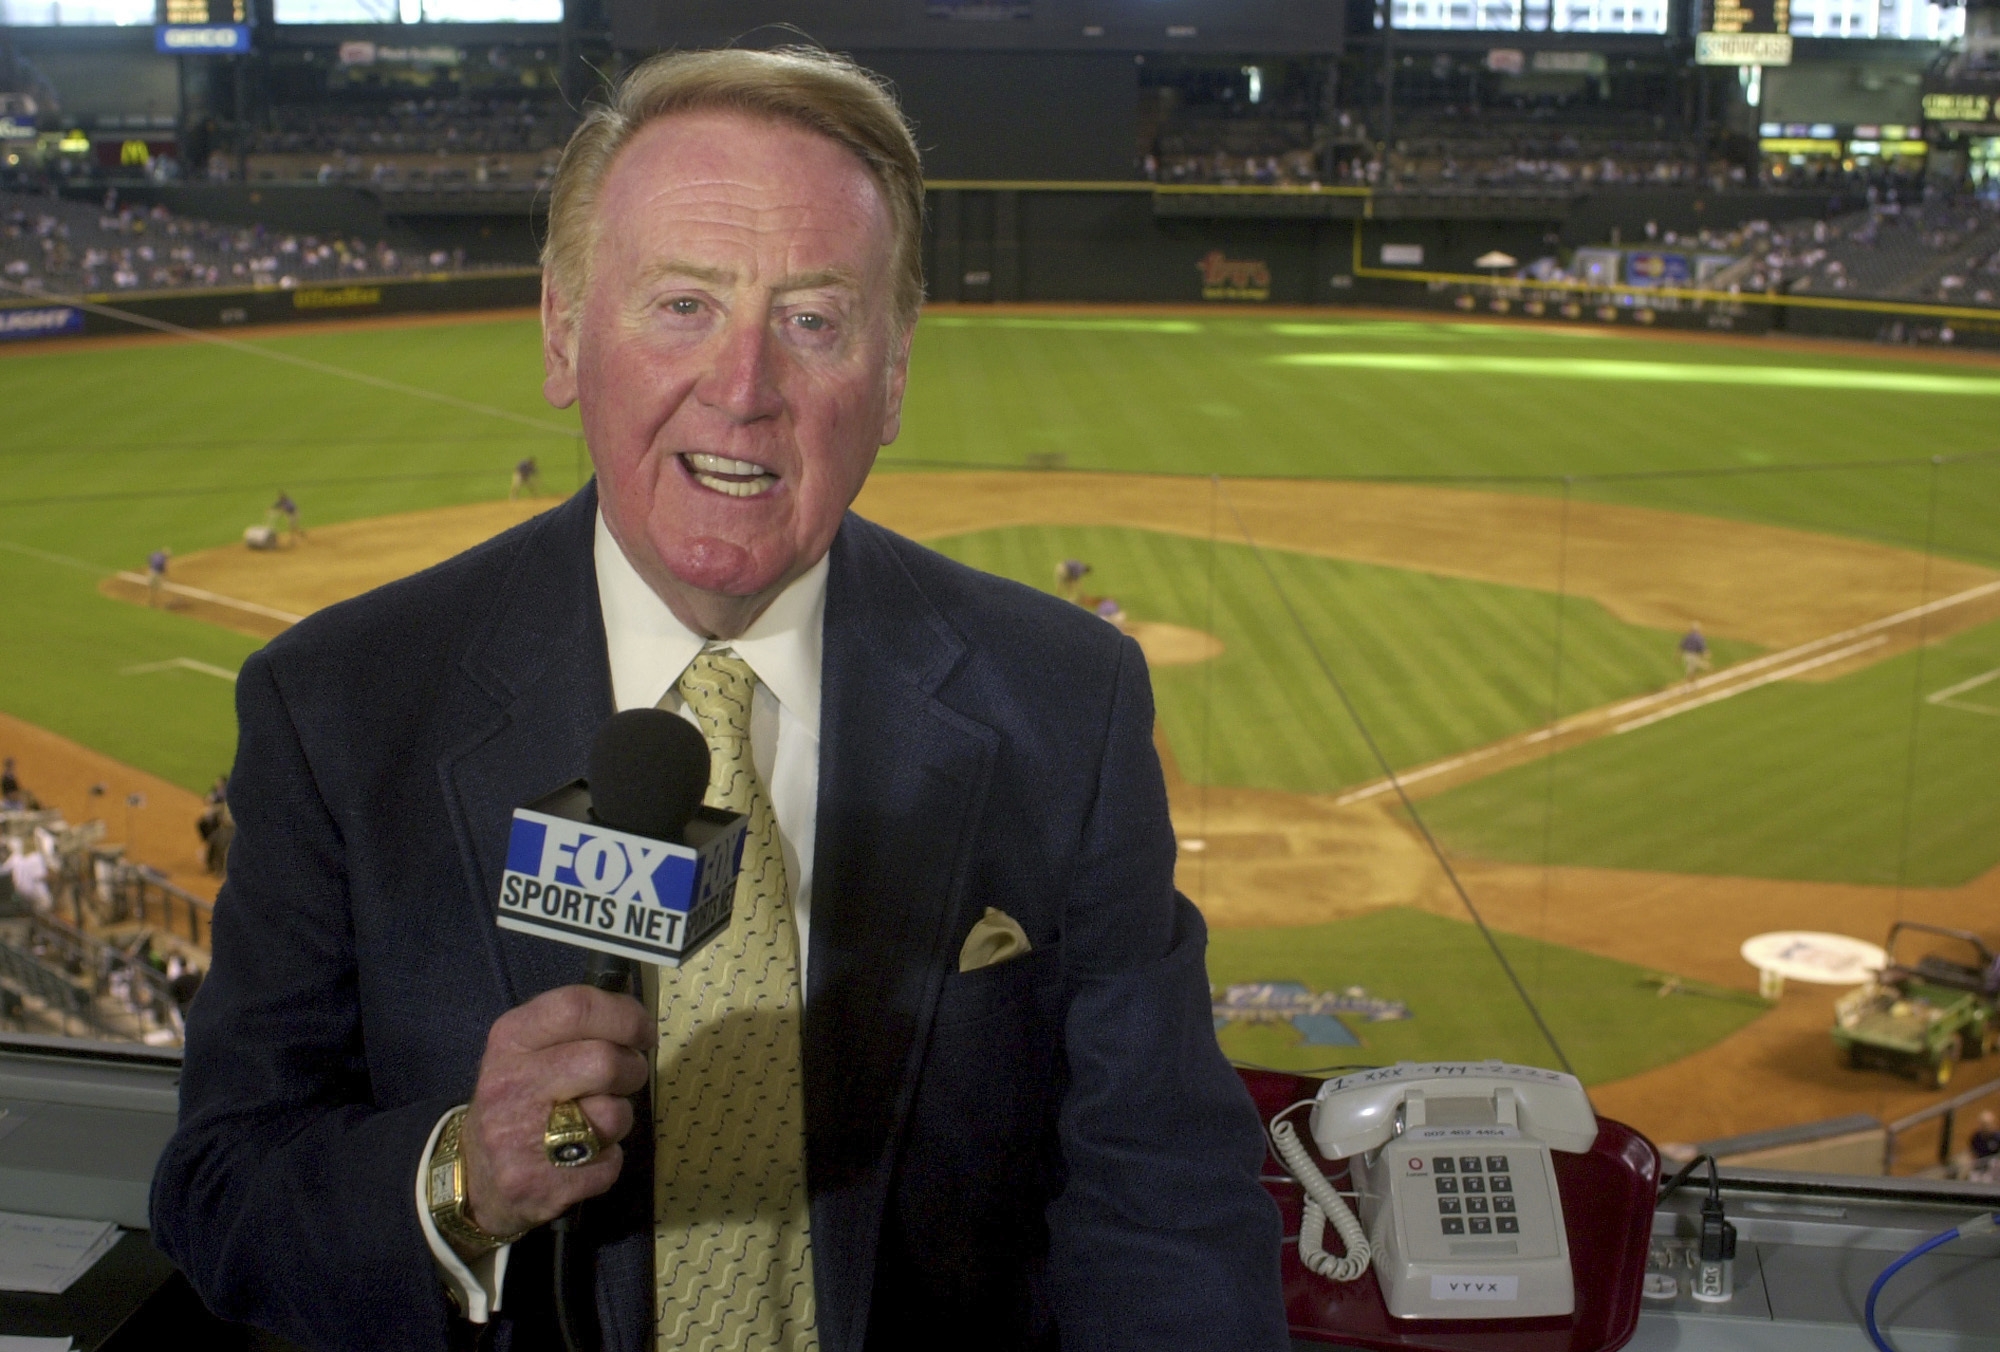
957, 907, 1031, 973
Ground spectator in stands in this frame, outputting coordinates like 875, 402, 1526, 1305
167, 953, 204, 1011
4, 840, 51, 914
0, 757, 17, 804
198, 775, 233, 878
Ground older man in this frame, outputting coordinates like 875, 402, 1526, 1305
152, 48, 1285, 1352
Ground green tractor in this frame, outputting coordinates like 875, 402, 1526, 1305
1832, 922, 1999, 1091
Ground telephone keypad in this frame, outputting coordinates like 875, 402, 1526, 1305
1487, 1155, 1510, 1173
1467, 1217, 1493, 1234
1489, 1175, 1512, 1193
1440, 1218, 1465, 1235
1496, 1217, 1520, 1234
1436, 1198, 1461, 1215
1493, 1196, 1516, 1214
1464, 1197, 1488, 1214
1434, 1177, 1458, 1194
1459, 1156, 1483, 1173
1432, 1157, 1455, 1173
1461, 1176, 1485, 1193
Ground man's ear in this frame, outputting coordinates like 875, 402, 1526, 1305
878, 318, 915, 446
541, 274, 579, 410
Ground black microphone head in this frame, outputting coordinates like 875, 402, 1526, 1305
587, 708, 710, 842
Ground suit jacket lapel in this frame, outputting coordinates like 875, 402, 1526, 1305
437, 483, 616, 1006
806, 515, 998, 1352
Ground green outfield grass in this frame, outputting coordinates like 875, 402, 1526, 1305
0, 317, 580, 789
926, 524, 1759, 793
1206, 907, 1770, 1086
0, 306, 1990, 858
902, 314, 2000, 567
1418, 618, 2000, 887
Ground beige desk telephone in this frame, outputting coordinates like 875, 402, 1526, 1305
1270, 1060, 1599, 1320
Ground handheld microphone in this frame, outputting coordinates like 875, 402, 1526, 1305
504, 709, 740, 1352
495, 708, 745, 968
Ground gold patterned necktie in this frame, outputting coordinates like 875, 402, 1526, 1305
654, 649, 817, 1350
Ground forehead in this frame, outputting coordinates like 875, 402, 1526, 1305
592, 108, 892, 268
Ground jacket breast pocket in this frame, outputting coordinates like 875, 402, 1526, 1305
931, 940, 1063, 1029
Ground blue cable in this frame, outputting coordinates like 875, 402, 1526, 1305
1863, 1211, 1999, 1352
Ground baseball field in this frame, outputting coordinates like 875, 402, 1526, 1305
3, 303, 1998, 1156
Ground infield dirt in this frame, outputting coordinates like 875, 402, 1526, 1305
78, 470, 2000, 1153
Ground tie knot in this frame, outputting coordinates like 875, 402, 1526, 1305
677, 649, 756, 744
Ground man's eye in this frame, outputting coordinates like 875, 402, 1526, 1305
666, 297, 702, 316
791, 312, 828, 332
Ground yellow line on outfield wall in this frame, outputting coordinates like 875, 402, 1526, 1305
923, 180, 1372, 196
1347, 223, 2000, 325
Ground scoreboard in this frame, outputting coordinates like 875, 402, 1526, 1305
1697, 0, 1793, 65
162, 0, 246, 20
157, 0, 251, 51
1705, 0, 1788, 33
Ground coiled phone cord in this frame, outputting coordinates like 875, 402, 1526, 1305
1270, 1116, 1373, 1282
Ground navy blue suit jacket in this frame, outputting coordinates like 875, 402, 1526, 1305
151, 485, 1286, 1351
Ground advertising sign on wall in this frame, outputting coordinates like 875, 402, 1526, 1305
1623, 252, 1692, 288
0, 307, 85, 341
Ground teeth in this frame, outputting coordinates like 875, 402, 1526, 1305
684, 453, 767, 476
693, 473, 772, 497
681, 452, 777, 498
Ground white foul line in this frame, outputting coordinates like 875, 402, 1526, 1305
115, 572, 305, 624
1, 276, 575, 437
1334, 744, 1505, 805
1597, 576, 2000, 725
1928, 666, 2000, 704
1611, 636, 1887, 734
1329, 575, 2000, 805
122, 658, 239, 682
1928, 665, 2000, 717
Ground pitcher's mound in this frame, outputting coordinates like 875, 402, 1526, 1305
1126, 620, 1224, 666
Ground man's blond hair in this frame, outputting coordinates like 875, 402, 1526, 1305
543, 47, 924, 334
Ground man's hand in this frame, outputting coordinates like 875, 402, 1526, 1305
458, 985, 655, 1244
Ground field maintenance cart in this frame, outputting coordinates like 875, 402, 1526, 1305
1832, 922, 1998, 1090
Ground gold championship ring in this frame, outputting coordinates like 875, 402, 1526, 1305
544, 1099, 603, 1168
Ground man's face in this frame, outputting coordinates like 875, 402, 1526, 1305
543, 109, 910, 630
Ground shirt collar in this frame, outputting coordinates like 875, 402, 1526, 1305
594, 509, 825, 734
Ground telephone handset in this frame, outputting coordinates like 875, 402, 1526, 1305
1270, 1060, 1598, 1321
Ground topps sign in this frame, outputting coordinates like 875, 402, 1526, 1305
496, 784, 745, 967
0, 307, 83, 341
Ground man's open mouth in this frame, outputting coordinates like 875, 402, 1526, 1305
681, 453, 779, 498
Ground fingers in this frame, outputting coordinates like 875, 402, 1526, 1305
463, 1122, 623, 1238
455, 984, 657, 1239
534, 1038, 653, 1105
489, 986, 655, 1058
576, 1092, 635, 1145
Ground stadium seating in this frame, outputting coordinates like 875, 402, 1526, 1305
0, 190, 485, 295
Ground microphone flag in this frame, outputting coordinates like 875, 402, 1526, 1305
496, 781, 745, 967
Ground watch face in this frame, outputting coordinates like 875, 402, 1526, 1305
429, 1159, 457, 1207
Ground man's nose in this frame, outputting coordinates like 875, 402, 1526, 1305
697, 309, 783, 422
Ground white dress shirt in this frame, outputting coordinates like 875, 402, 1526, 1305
421, 508, 829, 1320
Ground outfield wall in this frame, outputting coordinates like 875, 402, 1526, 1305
0, 270, 541, 342
7, 183, 1994, 350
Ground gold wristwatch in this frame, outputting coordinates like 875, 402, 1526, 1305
427, 1106, 529, 1257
